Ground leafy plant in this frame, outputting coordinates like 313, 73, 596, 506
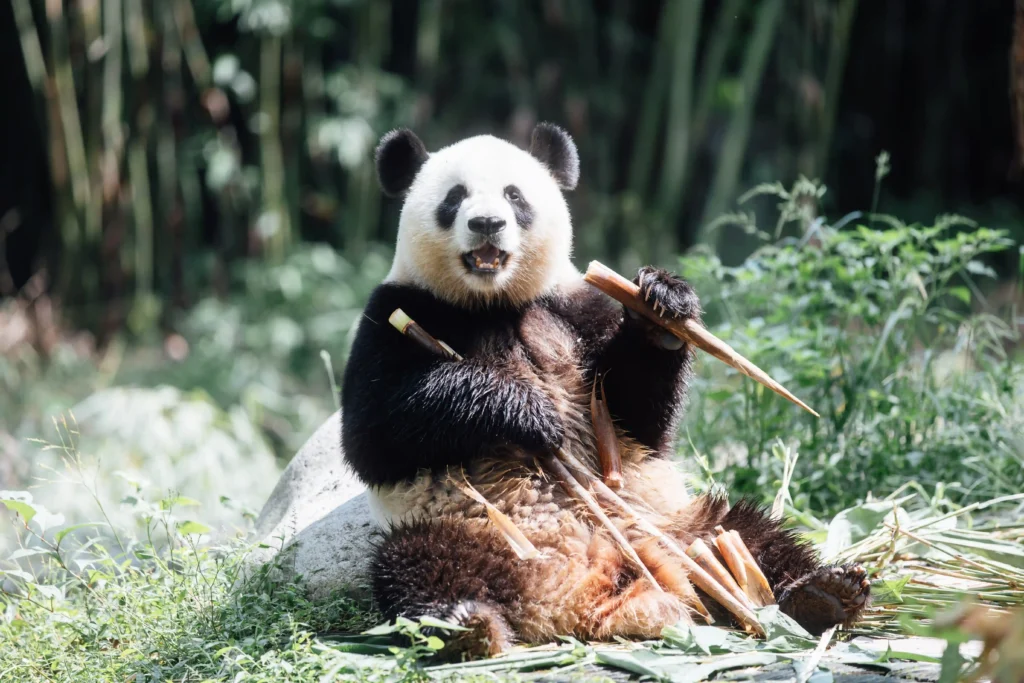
681, 180, 1022, 514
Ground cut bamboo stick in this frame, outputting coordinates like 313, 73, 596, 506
686, 539, 753, 613
728, 529, 775, 607
582, 261, 819, 417
453, 477, 540, 561
713, 524, 777, 609
555, 450, 766, 635
713, 527, 749, 595
544, 453, 664, 593
389, 309, 462, 361
591, 375, 623, 490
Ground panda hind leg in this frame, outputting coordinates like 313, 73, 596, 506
370, 517, 523, 661
716, 499, 871, 635
665, 495, 870, 635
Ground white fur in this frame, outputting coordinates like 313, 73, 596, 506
385, 134, 581, 307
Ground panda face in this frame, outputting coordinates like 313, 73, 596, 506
377, 124, 581, 307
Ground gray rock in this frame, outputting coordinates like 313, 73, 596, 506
245, 411, 378, 599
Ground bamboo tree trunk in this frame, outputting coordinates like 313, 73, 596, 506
698, 0, 783, 244
626, 1, 676, 200
125, 0, 154, 322
158, 0, 186, 311
260, 34, 289, 263
98, 0, 126, 345
282, 36, 303, 249
42, 0, 89, 307
656, 0, 704, 257
816, 0, 859, 177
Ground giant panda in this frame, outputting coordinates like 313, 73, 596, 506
340, 123, 870, 659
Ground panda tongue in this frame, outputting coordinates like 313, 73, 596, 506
472, 244, 502, 267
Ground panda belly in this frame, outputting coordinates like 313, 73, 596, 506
368, 432, 705, 645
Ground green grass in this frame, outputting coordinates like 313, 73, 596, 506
2, 441, 1022, 682
1, 183, 1022, 681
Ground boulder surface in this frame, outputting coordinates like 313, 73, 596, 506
246, 411, 377, 599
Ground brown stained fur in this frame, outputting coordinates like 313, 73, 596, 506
372, 305, 705, 646
370, 298, 863, 653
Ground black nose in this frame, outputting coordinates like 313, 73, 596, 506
467, 216, 506, 236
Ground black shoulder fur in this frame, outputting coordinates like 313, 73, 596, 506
342, 273, 698, 487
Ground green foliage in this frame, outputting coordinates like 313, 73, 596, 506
120, 244, 391, 455
682, 181, 1022, 514
0, 457, 380, 682
2, 245, 389, 472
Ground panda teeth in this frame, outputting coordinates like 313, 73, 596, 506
472, 256, 503, 271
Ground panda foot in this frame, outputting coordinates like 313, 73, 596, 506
428, 600, 515, 661
778, 564, 871, 636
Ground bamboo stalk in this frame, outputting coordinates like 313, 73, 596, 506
713, 528, 749, 594
591, 375, 623, 489
12, 0, 47, 93
556, 449, 770, 634
157, 0, 184, 309
172, 0, 211, 89
583, 261, 819, 417
260, 33, 289, 262
657, 0, 703, 242
686, 539, 753, 613
452, 476, 540, 561
389, 309, 461, 361
626, 0, 676, 197
816, 0, 859, 175
724, 528, 775, 607
698, 0, 783, 239
128, 141, 154, 299
46, 0, 91, 216
544, 453, 664, 594
691, 0, 744, 144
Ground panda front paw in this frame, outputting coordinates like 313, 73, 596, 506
635, 267, 700, 321
627, 267, 701, 350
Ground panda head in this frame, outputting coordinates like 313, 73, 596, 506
377, 123, 581, 308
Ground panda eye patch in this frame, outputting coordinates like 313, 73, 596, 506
435, 184, 468, 229
504, 185, 534, 228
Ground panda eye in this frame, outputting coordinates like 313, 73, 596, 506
436, 184, 468, 230
504, 186, 524, 204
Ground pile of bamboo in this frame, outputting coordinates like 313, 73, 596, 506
389, 261, 820, 636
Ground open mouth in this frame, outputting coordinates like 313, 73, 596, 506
462, 243, 510, 275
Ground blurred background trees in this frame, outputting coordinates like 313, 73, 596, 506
0, 1, 1022, 511
2, 0, 1022, 341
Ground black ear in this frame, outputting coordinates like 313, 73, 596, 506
375, 129, 429, 197
529, 123, 579, 191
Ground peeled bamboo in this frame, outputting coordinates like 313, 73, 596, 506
583, 261, 819, 417
452, 477, 540, 561
726, 528, 776, 607
555, 449, 767, 635
545, 453, 664, 593
591, 375, 623, 489
686, 539, 753, 612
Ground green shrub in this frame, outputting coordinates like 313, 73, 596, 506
681, 182, 1022, 514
